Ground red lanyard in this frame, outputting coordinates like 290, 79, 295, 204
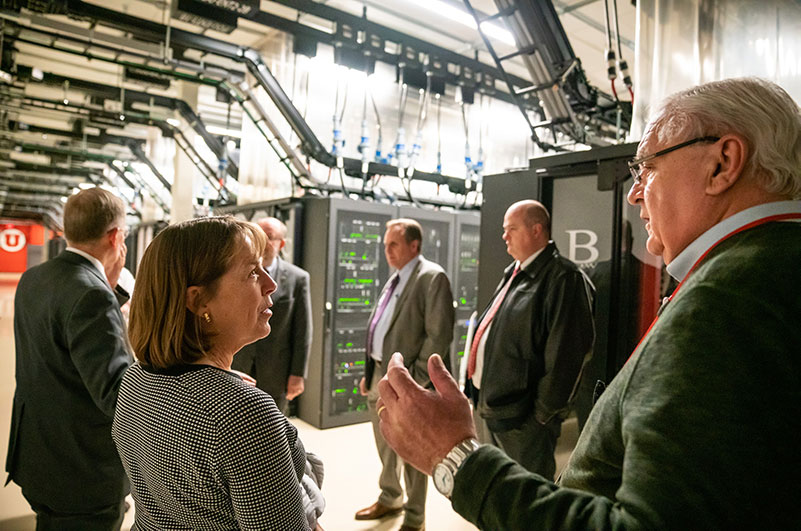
628, 212, 801, 362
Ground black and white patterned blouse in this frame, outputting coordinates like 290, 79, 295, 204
112, 362, 309, 530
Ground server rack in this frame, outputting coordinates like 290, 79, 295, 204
298, 198, 478, 428
299, 198, 394, 428
451, 212, 481, 377
480, 143, 664, 431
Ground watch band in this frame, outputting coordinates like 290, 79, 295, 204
433, 437, 481, 498
447, 437, 481, 469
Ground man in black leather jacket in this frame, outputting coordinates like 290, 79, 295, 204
465, 200, 595, 479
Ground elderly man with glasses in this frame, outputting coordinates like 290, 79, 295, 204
373, 77, 801, 529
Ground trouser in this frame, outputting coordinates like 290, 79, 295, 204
469, 382, 562, 480
25, 494, 126, 531
368, 366, 427, 527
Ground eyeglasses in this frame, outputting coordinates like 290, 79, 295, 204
628, 136, 720, 182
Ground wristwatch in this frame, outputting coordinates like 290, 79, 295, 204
432, 438, 481, 498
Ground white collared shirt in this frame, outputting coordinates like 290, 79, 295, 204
369, 254, 422, 362
65, 246, 108, 287
667, 200, 801, 281
473, 247, 544, 389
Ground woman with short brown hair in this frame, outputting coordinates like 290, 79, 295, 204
113, 216, 314, 530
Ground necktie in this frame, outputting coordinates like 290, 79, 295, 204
365, 274, 401, 357
467, 265, 520, 380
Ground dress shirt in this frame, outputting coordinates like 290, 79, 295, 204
65, 247, 108, 286
473, 247, 543, 389
666, 200, 801, 281
369, 254, 421, 362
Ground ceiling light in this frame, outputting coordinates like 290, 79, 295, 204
206, 125, 242, 138
405, 0, 515, 46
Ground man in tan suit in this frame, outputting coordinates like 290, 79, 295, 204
354, 218, 454, 531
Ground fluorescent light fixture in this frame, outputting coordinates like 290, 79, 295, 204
78, 182, 95, 190
405, 0, 515, 46
206, 125, 242, 138
166, 118, 181, 127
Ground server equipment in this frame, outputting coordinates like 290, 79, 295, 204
299, 197, 475, 428
300, 198, 394, 428
450, 212, 480, 376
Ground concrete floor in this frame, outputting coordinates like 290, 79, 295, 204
0, 274, 579, 530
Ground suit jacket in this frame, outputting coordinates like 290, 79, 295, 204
475, 242, 595, 432
365, 256, 454, 390
6, 251, 132, 511
232, 257, 312, 410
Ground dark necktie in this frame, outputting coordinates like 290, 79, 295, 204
467, 265, 520, 380
365, 274, 401, 357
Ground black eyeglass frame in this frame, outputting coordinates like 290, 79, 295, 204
628, 136, 720, 182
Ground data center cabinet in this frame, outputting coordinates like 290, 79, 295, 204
298, 198, 478, 428
299, 198, 394, 428
451, 213, 480, 376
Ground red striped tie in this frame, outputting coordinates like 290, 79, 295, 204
467, 265, 520, 380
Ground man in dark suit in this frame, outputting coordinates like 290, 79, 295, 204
6, 187, 133, 530
232, 216, 312, 413
466, 200, 595, 479
354, 218, 454, 531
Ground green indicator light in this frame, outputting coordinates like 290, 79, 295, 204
354, 360, 365, 366
350, 232, 363, 238
353, 388, 358, 395
366, 234, 379, 239
362, 254, 368, 260
365, 300, 371, 305
346, 342, 353, 347
334, 388, 346, 394
343, 279, 356, 283
460, 297, 467, 304
338, 297, 361, 302
350, 251, 356, 256
358, 279, 373, 284
458, 351, 464, 356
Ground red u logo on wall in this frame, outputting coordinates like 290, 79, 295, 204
0, 229, 27, 253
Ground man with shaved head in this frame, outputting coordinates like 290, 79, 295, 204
464, 199, 595, 478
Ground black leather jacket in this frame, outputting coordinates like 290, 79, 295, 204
476, 242, 595, 432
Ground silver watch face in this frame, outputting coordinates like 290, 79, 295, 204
433, 462, 454, 496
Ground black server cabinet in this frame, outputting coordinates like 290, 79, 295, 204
299, 198, 394, 428
480, 143, 665, 432
450, 212, 480, 377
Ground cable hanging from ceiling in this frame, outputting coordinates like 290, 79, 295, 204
611, 0, 634, 102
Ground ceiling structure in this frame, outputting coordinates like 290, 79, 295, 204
0, 0, 637, 229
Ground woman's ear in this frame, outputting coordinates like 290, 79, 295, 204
185, 286, 204, 314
